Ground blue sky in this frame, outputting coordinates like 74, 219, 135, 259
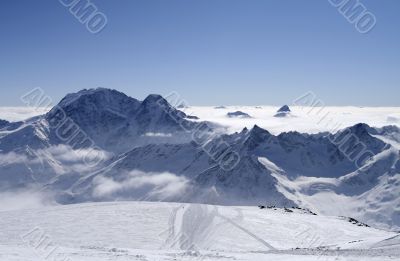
0, 0, 399, 106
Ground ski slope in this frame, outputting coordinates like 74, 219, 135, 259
0, 201, 398, 261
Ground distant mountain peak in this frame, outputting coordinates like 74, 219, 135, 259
47, 88, 140, 117
141, 94, 170, 108
57, 88, 126, 107
138, 94, 187, 121
274, 105, 292, 117
277, 105, 291, 113
227, 111, 251, 118
143, 93, 164, 102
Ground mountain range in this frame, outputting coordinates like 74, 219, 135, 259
0, 88, 399, 231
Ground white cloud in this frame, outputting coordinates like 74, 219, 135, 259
181, 106, 400, 134
92, 170, 190, 201
0, 152, 29, 166
0, 145, 111, 174
44, 145, 111, 164
0, 189, 55, 212
0, 107, 49, 122
143, 132, 172, 137
387, 115, 400, 123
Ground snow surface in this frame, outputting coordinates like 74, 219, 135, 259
0, 201, 398, 261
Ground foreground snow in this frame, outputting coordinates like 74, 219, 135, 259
0, 201, 398, 260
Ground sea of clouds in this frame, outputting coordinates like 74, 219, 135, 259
1, 106, 400, 135
182, 106, 400, 134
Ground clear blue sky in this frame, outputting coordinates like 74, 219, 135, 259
0, 0, 399, 106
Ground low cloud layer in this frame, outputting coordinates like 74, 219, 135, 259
181, 106, 400, 134
92, 170, 191, 201
0, 189, 55, 212
41, 145, 112, 172
0, 107, 49, 122
143, 132, 173, 137
0, 145, 111, 175
1, 106, 399, 134
0, 152, 29, 166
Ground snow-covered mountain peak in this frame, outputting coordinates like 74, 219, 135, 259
274, 105, 292, 117
142, 93, 166, 105
138, 94, 182, 116
247, 125, 272, 141
57, 88, 136, 108
47, 87, 141, 120
133, 93, 191, 131
0, 89, 200, 155
139, 93, 183, 112
243, 125, 273, 150
277, 105, 291, 113
249, 124, 270, 135
333, 123, 387, 155
348, 123, 373, 136
227, 111, 252, 118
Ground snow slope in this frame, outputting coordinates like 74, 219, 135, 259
0, 201, 398, 261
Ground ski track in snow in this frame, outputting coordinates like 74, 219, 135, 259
0, 201, 398, 261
